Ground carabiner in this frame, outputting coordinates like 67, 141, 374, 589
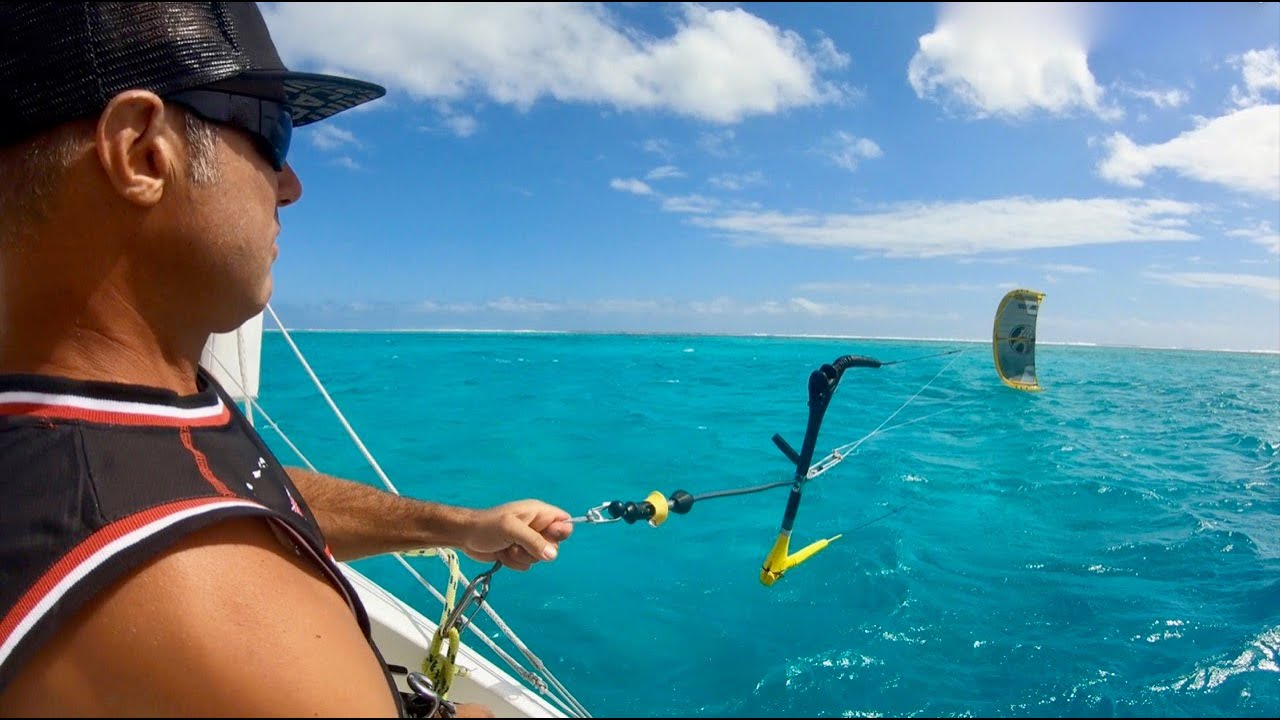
439, 561, 501, 635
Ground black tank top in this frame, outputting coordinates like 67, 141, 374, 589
0, 367, 405, 713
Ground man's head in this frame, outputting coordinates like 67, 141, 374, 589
0, 2, 385, 335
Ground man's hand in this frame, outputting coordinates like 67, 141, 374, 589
461, 500, 574, 570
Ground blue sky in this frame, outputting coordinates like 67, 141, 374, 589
257, 2, 1280, 352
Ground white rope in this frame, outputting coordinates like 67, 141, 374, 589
205, 355, 587, 715
393, 553, 588, 719
807, 349, 972, 482
469, 595, 592, 718
235, 322, 252, 425
263, 304, 403, 496
259, 304, 591, 718
208, 353, 318, 472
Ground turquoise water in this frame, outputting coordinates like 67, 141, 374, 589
254, 332, 1279, 718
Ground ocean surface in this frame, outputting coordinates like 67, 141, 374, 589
251, 331, 1279, 718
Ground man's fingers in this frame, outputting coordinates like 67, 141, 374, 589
497, 546, 534, 571
526, 504, 572, 533
503, 515, 558, 561
544, 519, 573, 542
501, 545, 538, 567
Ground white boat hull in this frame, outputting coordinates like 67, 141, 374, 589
342, 563, 567, 718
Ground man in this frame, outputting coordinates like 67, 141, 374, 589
0, 2, 573, 717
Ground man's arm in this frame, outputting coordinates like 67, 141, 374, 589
286, 467, 573, 566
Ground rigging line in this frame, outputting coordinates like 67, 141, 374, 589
691, 479, 793, 503
701, 397, 976, 502
251, 418, 586, 715
829, 398, 980, 460
209, 353, 318, 473
567, 398, 980, 524
568, 348, 982, 531
392, 554, 588, 718
686, 350, 976, 498
879, 346, 973, 366
824, 349, 971, 462
257, 305, 592, 716
836, 502, 912, 536
265, 303, 402, 496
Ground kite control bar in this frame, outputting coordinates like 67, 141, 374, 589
569, 354, 885, 585
759, 354, 881, 585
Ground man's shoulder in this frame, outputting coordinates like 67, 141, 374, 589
0, 515, 400, 717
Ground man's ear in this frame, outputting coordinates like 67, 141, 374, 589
95, 90, 184, 207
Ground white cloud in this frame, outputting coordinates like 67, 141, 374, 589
662, 194, 719, 214
784, 297, 943, 319
692, 197, 1198, 258
687, 297, 737, 315
609, 178, 654, 195
1144, 271, 1280, 301
685, 297, 949, 321
333, 156, 363, 171
416, 103, 481, 138
413, 300, 485, 313
643, 138, 674, 159
444, 114, 478, 138
1228, 221, 1280, 255
825, 132, 883, 171
907, 2, 1115, 120
308, 125, 361, 150
646, 165, 685, 180
263, 3, 847, 123
410, 295, 947, 322
1121, 86, 1189, 109
956, 256, 1019, 266
698, 129, 737, 157
585, 299, 669, 314
1231, 47, 1280, 108
486, 297, 560, 313
1041, 263, 1095, 274
796, 281, 988, 295
1096, 104, 1280, 197
708, 171, 764, 191
1051, 314, 1278, 352
814, 36, 851, 71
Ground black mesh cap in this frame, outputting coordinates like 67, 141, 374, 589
0, 2, 387, 145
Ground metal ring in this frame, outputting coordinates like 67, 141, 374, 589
406, 672, 441, 719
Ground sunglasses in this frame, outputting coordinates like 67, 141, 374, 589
164, 89, 293, 171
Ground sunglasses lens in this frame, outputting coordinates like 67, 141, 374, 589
167, 90, 293, 171
264, 107, 292, 171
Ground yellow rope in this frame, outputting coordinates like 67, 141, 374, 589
411, 548, 467, 701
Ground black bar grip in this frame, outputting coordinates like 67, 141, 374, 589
779, 483, 804, 533
772, 433, 801, 465
832, 354, 882, 373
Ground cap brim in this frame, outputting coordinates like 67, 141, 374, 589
204, 70, 386, 126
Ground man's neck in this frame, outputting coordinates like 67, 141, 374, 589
0, 271, 205, 396
0, 326, 202, 395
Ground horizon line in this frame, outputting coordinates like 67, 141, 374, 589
258, 327, 1280, 355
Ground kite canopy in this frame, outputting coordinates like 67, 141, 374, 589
993, 289, 1045, 391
